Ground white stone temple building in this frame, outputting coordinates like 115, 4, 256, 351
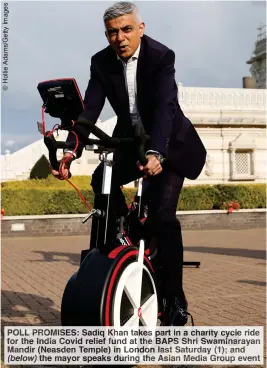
1, 83, 266, 187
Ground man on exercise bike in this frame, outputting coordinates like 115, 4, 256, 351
51, 1, 206, 326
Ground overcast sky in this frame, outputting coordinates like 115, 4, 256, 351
1, 1, 265, 153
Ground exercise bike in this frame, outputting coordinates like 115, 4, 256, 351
38, 78, 162, 329
60, 130, 162, 328
38, 78, 199, 330
61, 149, 160, 328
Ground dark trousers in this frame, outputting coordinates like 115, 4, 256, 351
91, 149, 185, 299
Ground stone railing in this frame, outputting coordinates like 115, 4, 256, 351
178, 85, 266, 112
2, 209, 266, 237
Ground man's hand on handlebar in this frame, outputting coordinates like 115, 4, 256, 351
51, 153, 73, 180
137, 154, 162, 177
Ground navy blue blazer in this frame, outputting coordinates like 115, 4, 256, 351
67, 35, 206, 180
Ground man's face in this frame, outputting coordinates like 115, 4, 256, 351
105, 14, 145, 61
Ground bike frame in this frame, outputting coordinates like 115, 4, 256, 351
87, 146, 144, 251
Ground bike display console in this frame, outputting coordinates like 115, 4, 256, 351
37, 78, 84, 122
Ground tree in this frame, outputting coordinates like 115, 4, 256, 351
30, 155, 51, 179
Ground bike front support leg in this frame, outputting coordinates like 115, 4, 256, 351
89, 151, 119, 250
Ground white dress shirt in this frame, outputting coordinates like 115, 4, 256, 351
118, 44, 160, 158
117, 42, 142, 127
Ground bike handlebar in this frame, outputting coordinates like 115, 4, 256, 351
44, 118, 149, 174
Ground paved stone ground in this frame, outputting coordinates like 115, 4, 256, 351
1, 228, 266, 368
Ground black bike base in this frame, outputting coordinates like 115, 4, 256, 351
183, 261, 200, 268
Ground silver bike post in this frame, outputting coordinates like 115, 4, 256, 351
137, 177, 143, 218
101, 151, 114, 244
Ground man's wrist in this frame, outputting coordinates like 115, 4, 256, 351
63, 150, 76, 159
146, 150, 165, 164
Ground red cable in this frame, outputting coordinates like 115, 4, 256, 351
41, 106, 58, 137
64, 178, 92, 211
41, 107, 92, 211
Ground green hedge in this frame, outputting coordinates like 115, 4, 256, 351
178, 184, 266, 211
1, 177, 266, 216
1, 175, 92, 189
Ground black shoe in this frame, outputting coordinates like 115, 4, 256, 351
162, 296, 194, 326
